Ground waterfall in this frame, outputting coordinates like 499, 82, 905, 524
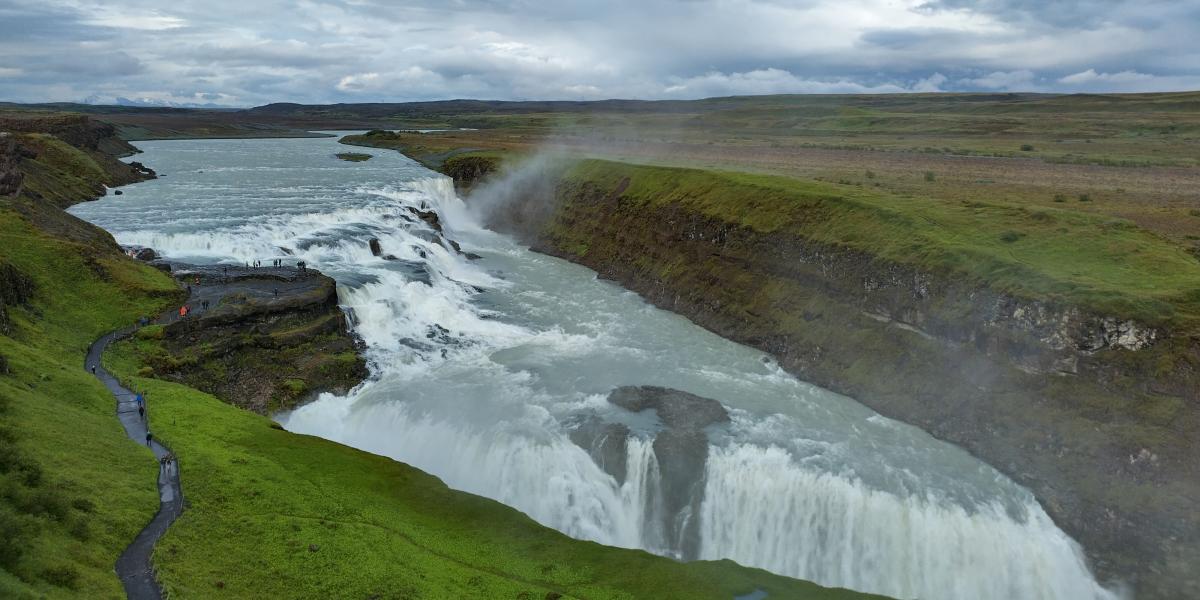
69, 137, 1122, 600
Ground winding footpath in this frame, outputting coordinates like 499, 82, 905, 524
88, 324, 182, 600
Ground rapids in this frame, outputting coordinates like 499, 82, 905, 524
70, 135, 1121, 600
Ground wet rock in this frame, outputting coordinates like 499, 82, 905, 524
127, 161, 156, 177
569, 416, 630, 485
464, 252, 483, 261
415, 209, 442, 233
369, 238, 383, 257
134, 247, 158, 261
608, 385, 730, 430
113, 189, 123, 195
607, 386, 728, 559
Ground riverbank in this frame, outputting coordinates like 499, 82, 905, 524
357, 132, 1200, 597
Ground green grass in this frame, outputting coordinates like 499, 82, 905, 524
561, 159, 1200, 328
0, 208, 180, 598
102, 339, 879, 600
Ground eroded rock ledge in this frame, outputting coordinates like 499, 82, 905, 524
134, 263, 367, 414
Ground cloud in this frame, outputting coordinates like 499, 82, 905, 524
1059, 68, 1154, 85
0, 0, 1194, 105
963, 69, 1036, 89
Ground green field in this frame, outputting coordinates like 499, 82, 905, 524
558, 159, 1200, 328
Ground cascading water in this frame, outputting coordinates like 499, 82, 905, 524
70, 134, 1122, 600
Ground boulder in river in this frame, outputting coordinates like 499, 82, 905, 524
369, 238, 383, 257
608, 385, 730, 430
415, 209, 442, 233
569, 385, 730, 560
569, 416, 631, 485
134, 247, 158, 261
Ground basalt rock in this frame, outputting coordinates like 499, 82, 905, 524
569, 417, 631, 485
569, 386, 730, 560
415, 209, 442, 233
145, 266, 367, 414
369, 238, 383, 257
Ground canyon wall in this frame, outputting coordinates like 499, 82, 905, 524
478, 159, 1200, 600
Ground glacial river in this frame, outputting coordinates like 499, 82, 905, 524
71, 135, 1119, 600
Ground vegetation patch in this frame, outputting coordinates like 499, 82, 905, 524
334, 152, 372, 162
560, 159, 1200, 328
0, 206, 178, 598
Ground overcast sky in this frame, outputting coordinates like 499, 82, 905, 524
1, 0, 1197, 106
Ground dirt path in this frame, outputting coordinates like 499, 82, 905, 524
87, 327, 181, 600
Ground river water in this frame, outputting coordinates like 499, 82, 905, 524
71, 135, 1119, 600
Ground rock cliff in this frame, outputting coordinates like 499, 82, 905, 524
136, 265, 368, 414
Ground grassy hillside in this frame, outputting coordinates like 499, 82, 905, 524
0, 207, 180, 598
558, 160, 1200, 329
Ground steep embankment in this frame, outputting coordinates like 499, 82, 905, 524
475, 158, 1200, 600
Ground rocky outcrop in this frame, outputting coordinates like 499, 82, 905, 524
0, 114, 155, 209
0, 262, 35, 337
141, 265, 368, 414
498, 164, 1200, 599
570, 386, 730, 560
0, 135, 27, 197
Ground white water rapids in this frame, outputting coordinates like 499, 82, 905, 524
70, 135, 1121, 600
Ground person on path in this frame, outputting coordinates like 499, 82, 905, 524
145, 431, 153, 447
178, 305, 186, 318
138, 405, 145, 421
273, 287, 279, 298
91, 365, 96, 375
136, 392, 144, 407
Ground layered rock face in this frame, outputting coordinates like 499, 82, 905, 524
491, 165, 1200, 599
570, 386, 729, 559
141, 265, 368, 414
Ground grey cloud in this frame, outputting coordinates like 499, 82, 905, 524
0, 0, 1195, 105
